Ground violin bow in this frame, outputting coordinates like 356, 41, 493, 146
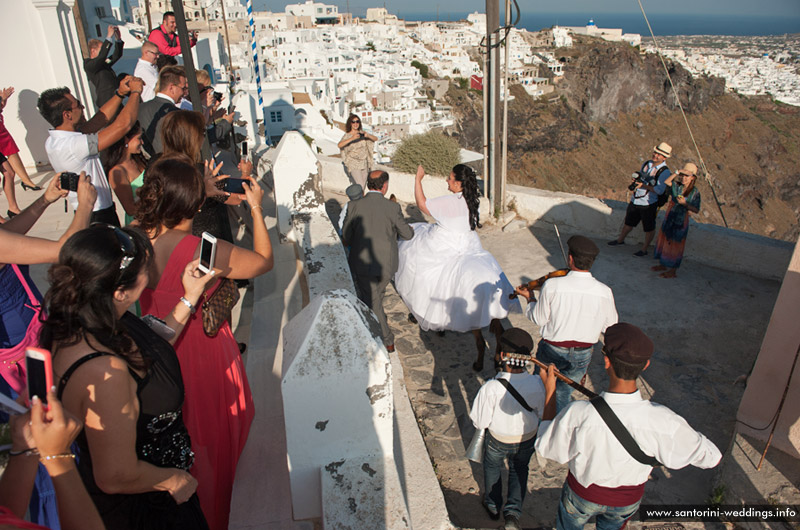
553, 223, 569, 268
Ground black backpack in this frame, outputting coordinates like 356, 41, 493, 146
641, 162, 670, 208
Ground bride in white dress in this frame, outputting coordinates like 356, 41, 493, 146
394, 164, 520, 371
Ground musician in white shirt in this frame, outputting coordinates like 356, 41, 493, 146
469, 328, 556, 530
535, 323, 722, 530
515, 235, 617, 412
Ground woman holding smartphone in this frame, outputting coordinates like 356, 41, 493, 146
39, 224, 215, 530
338, 114, 377, 189
0, 172, 95, 528
135, 155, 273, 530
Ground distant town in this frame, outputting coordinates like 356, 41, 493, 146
91, 1, 800, 157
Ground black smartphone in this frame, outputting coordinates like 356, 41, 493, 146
60, 172, 80, 192
223, 177, 248, 194
242, 141, 248, 158
26, 347, 53, 408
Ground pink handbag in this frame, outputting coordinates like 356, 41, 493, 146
0, 265, 44, 394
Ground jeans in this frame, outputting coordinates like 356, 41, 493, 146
482, 432, 537, 518
536, 341, 594, 413
557, 481, 641, 530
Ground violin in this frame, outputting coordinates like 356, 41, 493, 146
509, 269, 569, 300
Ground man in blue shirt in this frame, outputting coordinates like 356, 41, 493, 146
608, 142, 672, 256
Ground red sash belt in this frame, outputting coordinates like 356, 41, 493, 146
566, 471, 645, 507
543, 339, 593, 349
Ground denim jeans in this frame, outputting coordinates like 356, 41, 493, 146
482, 432, 537, 518
536, 341, 594, 413
556, 481, 641, 530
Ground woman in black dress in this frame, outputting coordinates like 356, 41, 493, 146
39, 225, 215, 530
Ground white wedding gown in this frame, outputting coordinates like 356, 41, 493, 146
394, 193, 520, 332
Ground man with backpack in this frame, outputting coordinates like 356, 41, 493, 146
148, 11, 197, 57
608, 142, 672, 256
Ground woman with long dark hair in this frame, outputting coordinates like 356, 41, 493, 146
135, 155, 272, 530
337, 113, 377, 188
40, 224, 214, 530
159, 110, 243, 244
395, 164, 519, 370
105, 122, 148, 225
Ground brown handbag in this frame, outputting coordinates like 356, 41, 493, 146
202, 278, 240, 337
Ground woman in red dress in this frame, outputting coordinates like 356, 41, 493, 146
135, 156, 273, 530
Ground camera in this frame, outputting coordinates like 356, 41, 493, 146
627, 170, 651, 191
213, 91, 223, 103
60, 172, 80, 192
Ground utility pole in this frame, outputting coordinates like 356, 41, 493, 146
218, 0, 236, 95
500, 0, 511, 215
485, 0, 501, 216
145, 0, 153, 33
171, 0, 212, 160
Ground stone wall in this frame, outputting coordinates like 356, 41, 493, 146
318, 155, 794, 281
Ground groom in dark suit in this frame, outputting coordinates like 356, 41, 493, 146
342, 170, 414, 352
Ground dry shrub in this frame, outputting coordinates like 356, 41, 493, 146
392, 132, 461, 177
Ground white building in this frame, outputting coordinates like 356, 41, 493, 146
286, 0, 339, 25
565, 19, 641, 47
365, 7, 398, 25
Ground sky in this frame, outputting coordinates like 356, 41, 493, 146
122, 0, 800, 17
247, 0, 800, 17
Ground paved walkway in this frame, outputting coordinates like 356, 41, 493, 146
325, 190, 784, 529
6, 172, 793, 529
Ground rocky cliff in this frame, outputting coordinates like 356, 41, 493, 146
445, 36, 800, 241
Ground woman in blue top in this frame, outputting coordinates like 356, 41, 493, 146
652, 162, 701, 278
0, 173, 95, 528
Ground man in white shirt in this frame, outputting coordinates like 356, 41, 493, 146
515, 235, 617, 412
535, 323, 722, 530
470, 328, 556, 530
133, 41, 159, 102
38, 76, 144, 225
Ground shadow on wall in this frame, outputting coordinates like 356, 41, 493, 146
17, 90, 52, 168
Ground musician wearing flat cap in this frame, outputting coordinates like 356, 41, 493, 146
535, 323, 722, 530
469, 328, 556, 530
515, 235, 617, 413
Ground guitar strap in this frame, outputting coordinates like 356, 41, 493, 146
496, 378, 534, 412
590, 396, 661, 467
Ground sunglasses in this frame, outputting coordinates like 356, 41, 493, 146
351, 119, 360, 123
91, 223, 136, 274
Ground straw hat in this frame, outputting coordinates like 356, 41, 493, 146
678, 162, 698, 176
653, 142, 672, 158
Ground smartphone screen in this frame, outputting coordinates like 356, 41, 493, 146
199, 232, 217, 275
200, 238, 214, 271
26, 356, 48, 405
223, 178, 247, 194
242, 141, 248, 157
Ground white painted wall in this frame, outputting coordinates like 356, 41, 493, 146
0, 0, 95, 168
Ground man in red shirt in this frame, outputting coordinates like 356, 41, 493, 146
148, 11, 197, 56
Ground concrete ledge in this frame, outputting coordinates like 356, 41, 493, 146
282, 289, 393, 521
318, 158, 794, 281
321, 457, 410, 530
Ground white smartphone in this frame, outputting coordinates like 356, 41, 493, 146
198, 231, 217, 274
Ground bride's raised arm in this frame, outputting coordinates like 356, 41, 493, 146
414, 165, 431, 216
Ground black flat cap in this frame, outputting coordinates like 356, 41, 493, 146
567, 235, 599, 258
499, 327, 534, 356
603, 323, 654, 363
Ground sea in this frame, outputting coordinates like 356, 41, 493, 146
396, 12, 800, 36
